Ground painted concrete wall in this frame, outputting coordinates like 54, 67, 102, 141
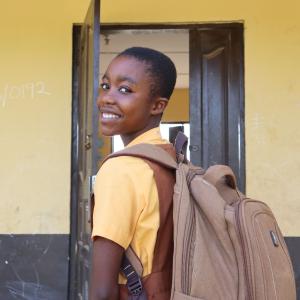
1, 0, 299, 236
163, 89, 189, 123
0, 0, 91, 234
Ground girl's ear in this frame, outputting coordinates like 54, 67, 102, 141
151, 97, 169, 116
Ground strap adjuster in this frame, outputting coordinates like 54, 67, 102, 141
122, 254, 144, 297
122, 261, 143, 296
127, 275, 143, 295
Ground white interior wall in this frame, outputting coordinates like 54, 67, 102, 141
99, 30, 189, 88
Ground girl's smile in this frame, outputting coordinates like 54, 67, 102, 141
101, 113, 121, 120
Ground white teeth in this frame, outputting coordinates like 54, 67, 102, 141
102, 113, 120, 119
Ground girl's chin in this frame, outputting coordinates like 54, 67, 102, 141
101, 133, 116, 137
101, 131, 115, 137
100, 127, 120, 137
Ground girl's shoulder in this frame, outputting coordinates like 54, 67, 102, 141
98, 155, 154, 180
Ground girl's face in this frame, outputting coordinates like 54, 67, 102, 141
97, 55, 163, 145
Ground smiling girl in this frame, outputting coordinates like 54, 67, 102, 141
90, 47, 177, 300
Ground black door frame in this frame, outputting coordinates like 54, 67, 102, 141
69, 0, 100, 296
69, 24, 81, 300
70, 22, 245, 299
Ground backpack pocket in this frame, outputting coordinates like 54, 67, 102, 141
236, 199, 296, 300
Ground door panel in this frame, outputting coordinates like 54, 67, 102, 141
189, 26, 245, 192
203, 45, 227, 166
69, 1, 100, 299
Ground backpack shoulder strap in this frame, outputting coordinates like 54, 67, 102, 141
123, 246, 143, 277
103, 143, 178, 170
121, 247, 147, 298
174, 131, 188, 162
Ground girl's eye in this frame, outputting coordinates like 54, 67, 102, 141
119, 86, 132, 94
100, 83, 110, 90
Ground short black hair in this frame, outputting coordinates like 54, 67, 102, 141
118, 47, 177, 99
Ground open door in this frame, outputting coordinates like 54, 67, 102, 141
189, 26, 245, 192
69, 1, 100, 299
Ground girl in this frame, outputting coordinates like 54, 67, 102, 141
90, 47, 177, 300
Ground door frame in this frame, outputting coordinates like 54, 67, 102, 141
69, 24, 81, 300
70, 21, 244, 299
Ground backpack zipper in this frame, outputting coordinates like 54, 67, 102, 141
182, 204, 195, 294
181, 168, 204, 294
235, 199, 252, 300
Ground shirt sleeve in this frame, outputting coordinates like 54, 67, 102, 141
91, 156, 154, 249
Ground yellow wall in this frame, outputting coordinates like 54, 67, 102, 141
0, 0, 91, 234
163, 89, 189, 123
1, 0, 299, 235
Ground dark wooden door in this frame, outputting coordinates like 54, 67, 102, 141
69, 1, 100, 299
189, 26, 245, 192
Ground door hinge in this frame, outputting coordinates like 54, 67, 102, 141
89, 175, 97, 193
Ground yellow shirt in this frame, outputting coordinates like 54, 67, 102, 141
92, 127, 169, 282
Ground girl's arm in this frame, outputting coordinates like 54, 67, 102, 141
90, 236, 124, 300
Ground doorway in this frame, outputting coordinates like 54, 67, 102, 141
98, 24, 245, 188
70, 21, 244, 300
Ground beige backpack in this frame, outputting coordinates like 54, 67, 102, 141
111, 132, 296, 300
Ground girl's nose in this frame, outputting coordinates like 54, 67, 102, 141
97, 89, 116, 107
